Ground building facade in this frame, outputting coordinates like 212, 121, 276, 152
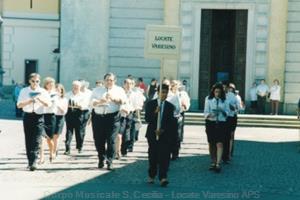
0, 0, 60, 85
2, 0, 300, 114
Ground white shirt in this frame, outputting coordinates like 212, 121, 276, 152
90, 85, 127, 114
167, 91, 181, 118
44, 91, 58, 114
81, 89, 92, 111
204, 96, 229, 122
55, 97, 68, 116
179, 90, 191, 112
65, 91, 85, 110
226, 92, 240, 117
17, 86, 51, 114
256, 83, 269, 97
270, 85, 280, 101
249, 87, 258, 101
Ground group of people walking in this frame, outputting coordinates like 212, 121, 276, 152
16, 72, 192, 187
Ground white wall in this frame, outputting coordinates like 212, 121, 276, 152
108, 0, 164, 85
1, 18, 59, 85
60, 0, 110, 90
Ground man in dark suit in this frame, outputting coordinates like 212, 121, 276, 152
145, 84, 176, 187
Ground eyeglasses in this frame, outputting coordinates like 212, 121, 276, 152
30, 80, 40, 83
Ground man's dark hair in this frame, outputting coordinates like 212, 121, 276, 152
157, 84, 169, 93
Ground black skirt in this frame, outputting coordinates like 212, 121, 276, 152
44, 113, 56, 139
54, 115, 65, 135
205, 120, 227, 144
227, 115, 237, 132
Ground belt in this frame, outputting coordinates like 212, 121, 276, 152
94, 111, 119, 116
24, 112, 42, 116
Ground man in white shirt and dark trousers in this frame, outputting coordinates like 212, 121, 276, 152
79, 80, 92, 153
256, 79, 269, 114
17, 73, 51, 171
64, 81, 85, 155
90, 73, 127, 170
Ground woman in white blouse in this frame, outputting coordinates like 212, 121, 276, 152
204, 83, 229, 173
53, 83, 68, 157
39, 77, 57, 164
269, 79, 280, 115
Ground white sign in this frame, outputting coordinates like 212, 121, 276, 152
144, 25, 182, 59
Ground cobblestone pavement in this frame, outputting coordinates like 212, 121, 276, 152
1, 115, 300, 200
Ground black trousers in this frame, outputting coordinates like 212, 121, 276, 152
92, 111, 120, 164
23, 113, 44, 166
80, 110, 90, 148
127, 112, 138, 151
148, 140, 171, 180
65, 109, 83, 151
120, 114, 133, 155
171, 116, 182, 158
222, 116, 237, 161
257, 96, 267, 114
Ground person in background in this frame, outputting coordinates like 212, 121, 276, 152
64, 80, 85, 155
147, 78, 158, 100
204, 83, 229, 173
53, 83, 68, 157
79, 80, 92, 153
256, 79, 269, 114
269, 79, 281, 115
17, 73, 51, 171
13, 82, 23, 118
137, 77, 147, 94
95, 80, 104, 88
249, 82, 258, 114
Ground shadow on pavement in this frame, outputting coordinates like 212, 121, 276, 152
43, 140, 300, 200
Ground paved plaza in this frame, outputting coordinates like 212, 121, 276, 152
1, 111, 300, 200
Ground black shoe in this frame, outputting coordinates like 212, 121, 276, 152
160, 179, 169, 187
29, 164, 37, 171
78, 149, 82, 154
98, 161, 104, 169
127, 148, 133, 153
107, 163, 114, 171
147, 177, 155, 184
171, 155, 178, 161
214, 164, 221, 173
64, 150, 70, 155
209, 163, 216, 171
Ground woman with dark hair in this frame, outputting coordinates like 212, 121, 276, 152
204, 83, 229, 173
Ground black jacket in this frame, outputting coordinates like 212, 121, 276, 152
145, 99, 176, 144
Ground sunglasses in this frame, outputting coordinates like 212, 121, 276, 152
30, 80, 40, 83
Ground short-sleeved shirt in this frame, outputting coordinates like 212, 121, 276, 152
17, 86, 51, 114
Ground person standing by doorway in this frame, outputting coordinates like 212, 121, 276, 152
269, 79, 281, 115
249, 82, 258, 114
256, 79, 269, 114
17, 73, 51, 171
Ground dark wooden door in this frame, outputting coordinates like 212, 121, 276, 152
198, 9, 247, 109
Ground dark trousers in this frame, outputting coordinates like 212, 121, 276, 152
15, 103, 23, 117
23, 113, 44, 166
120, 114, 133, 155
257, 96, 267, 114
80, 110, 90, 148
127, 113, 138, 151
171, 116, 182, 158
148, 140, 171, 180
65, 109, 83, 151
92, 111, 120, 164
